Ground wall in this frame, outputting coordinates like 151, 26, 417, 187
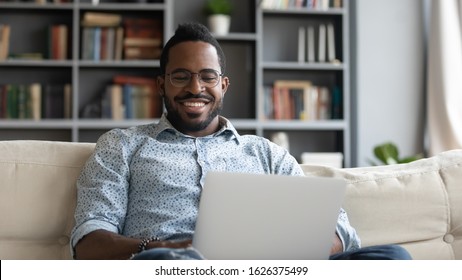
351, 0, 426, 167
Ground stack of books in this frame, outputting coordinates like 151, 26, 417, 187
100, 75, 163, 120
0, 83, 72, 120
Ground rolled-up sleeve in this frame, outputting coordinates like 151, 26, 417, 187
70, 129, 132, 256
336, 208, 361, 251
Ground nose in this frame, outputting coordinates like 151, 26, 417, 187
186, 73, 204, 94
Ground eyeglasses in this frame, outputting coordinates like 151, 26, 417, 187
166, 69, 223, 88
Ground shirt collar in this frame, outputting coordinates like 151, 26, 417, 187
152, 113, 241, 143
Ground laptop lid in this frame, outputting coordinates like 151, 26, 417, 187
192, 171, 347, 260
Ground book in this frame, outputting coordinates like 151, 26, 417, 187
42, 84, 65, 119
273, 80, 313, 120
327, 23, 336, 63
112, 75, 156, 87
123, 46, 162, 60
123, 37, 162, 47
99, 27, 108, 60
49, 25, 68, 60
123, 17, 163, 60
0, 85, 6, 118
29, 83, 42, 120
81, 27, 95, 60
297, 26, 306, 63
122, 84, 134, 119
317, 86, 331, 120
93, 27, 101, 61
101, 84, 124, 120
331, 86, 342, 119
8, 53, 44, 60
114, 27, 124, 60
131, 85, 152, 119
0, 24, 11, 60
81, 12, 122, 27
104, 27, 116, 60
317, 23, 326, 62
112, 75, 162, 118
123, 18, 162, 37
17, 84, 28, 119
63, 83, 72, 119
306, 25, 315, 62
58, 25, 68, 60
6, 85, 19, 119
333, 0, 342, 8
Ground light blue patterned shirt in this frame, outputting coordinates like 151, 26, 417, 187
71, 114, 360, 255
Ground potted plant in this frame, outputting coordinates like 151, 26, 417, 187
368, 142, 423, 165
204, 0, 233, 35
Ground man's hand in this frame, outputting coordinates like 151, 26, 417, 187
147, 239, 192, 250
75, 229, 192, 260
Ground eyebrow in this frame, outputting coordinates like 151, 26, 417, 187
170, 68, 219, 73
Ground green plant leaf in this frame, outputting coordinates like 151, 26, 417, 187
204, 0, 233, 15
374, 142, 399, 165
398, 154, 423, 164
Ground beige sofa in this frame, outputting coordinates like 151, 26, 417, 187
0, 140, 461, 260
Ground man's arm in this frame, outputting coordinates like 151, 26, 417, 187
74, 229, 192, 260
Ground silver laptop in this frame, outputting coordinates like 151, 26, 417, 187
192, 171, 347, 260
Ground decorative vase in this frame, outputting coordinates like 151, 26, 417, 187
207, 14, 231, 35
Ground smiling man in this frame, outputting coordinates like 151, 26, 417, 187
70, 22, 410, 260
159, 38, 229, 137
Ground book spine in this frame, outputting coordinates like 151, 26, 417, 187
317, 24, 326, 62
29, 83, 42, 120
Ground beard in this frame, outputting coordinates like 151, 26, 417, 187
164, 93, 223, 133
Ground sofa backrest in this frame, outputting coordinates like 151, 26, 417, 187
0, 140, 95, 260
1, 140, 461, 260
302, 149, 462, 260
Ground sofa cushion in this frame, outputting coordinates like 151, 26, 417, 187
301, 149, 462, 260
0, 140, 95, 260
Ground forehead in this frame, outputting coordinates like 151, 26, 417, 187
167, 41, 220, 71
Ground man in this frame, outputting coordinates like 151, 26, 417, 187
71, 22, 411, 260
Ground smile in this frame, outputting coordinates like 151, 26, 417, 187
183, 102, 207, 107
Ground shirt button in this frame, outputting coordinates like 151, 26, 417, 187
443, 234, 454, 243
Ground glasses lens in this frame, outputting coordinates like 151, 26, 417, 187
170, 71, 191, 87
169, 70, 221, 88
199, 70, 220, 87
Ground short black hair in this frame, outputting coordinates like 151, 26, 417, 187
160, 22, 226, 75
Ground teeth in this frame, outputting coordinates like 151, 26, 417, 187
184, 102, 205, 107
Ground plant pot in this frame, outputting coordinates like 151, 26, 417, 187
207, 14, 231, 35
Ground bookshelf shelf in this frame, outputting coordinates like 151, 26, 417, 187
0, 3, 74, 10
262, 61, 344, 71
0, 119, 74, 129
262, 8, 345, 16
78, 60, 159, 67
0, 60, 73, 67
0, 0, 352, 166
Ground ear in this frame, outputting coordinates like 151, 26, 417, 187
157, 75, 166, 97
221, 76, 230, 96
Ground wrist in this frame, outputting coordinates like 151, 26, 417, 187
138, 237, 160, 252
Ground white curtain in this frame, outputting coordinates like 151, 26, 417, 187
427, 0, 462, 156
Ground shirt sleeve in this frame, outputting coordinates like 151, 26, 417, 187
336, 208, 361, 251
70, 129, 133, 254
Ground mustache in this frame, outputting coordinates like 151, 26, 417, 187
175, 93, 214, 102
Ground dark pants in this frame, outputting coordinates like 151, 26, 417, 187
132, 245, 412, 260
329, 245, 412, 260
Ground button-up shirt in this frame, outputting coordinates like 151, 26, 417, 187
71, 114, 360, 255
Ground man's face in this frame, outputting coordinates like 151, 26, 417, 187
158, 41, 229, 137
